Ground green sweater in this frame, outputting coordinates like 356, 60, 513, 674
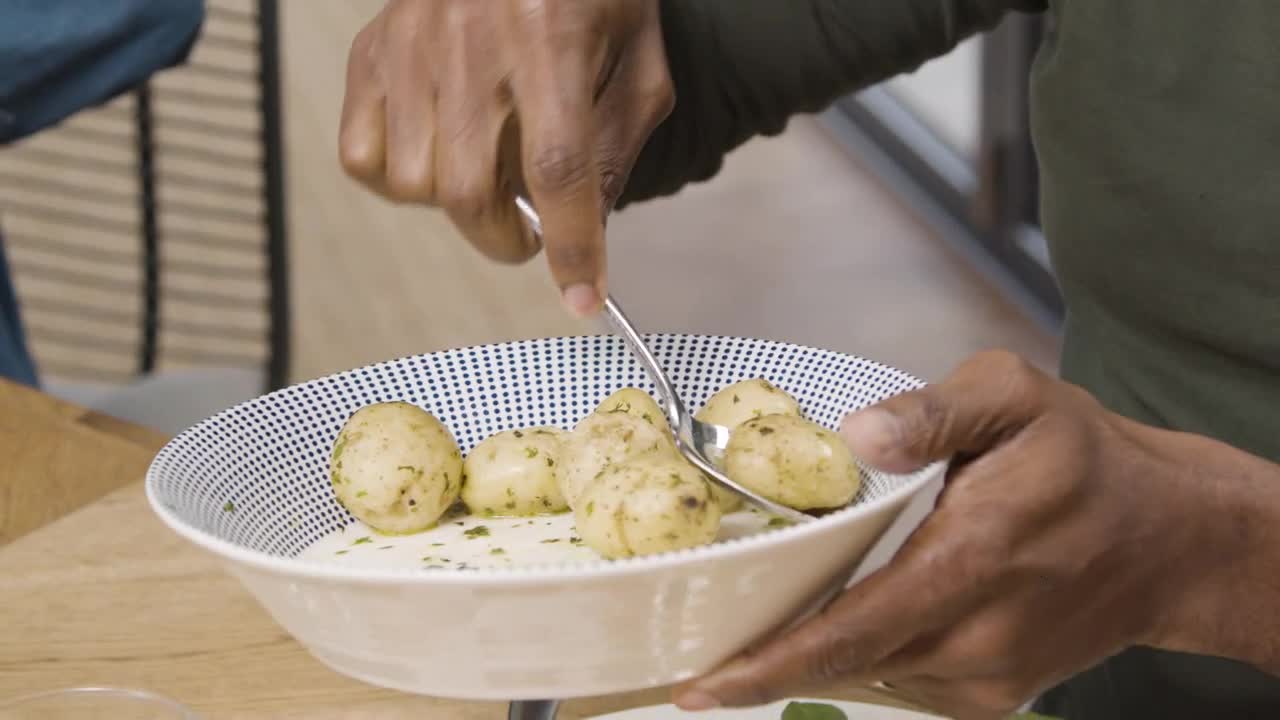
622, 1, 1280, 717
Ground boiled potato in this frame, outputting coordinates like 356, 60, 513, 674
722, 413, 861, 511
595, 387, 672, 434
696, 378, 802, 429
574, 453, 721, 559
697, 379, 802, 512
462, 426, 567, 517
330, 402, 463, 534
556, 410, 676, 509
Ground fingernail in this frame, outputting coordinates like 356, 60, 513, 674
676, 690, 722, 711
840, 407, 895, 446
562, 283, 602, 318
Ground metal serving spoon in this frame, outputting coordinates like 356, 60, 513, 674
515, 197, 812, 525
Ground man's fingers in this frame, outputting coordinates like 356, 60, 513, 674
840, 350, 1048, 473
382, 24, 438, 204
513, 25, 606, 316
673, 513, 985, 709
338, 26, 387, 186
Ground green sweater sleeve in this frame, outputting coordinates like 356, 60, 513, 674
618, 0, 1046, 207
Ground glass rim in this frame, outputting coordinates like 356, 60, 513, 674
0, 686, 196, 717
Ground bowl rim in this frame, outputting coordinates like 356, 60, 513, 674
145, 334, 944, 586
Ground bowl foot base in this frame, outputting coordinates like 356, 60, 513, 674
508, 699, 560, 720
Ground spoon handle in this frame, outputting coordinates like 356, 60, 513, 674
512, 197, 686, 428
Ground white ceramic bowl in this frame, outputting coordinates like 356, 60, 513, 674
146, 335, 945, 701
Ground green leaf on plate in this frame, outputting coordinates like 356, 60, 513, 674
780, 701, 848, 720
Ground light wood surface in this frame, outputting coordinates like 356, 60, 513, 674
0, 379, 168, 543
0, 381, 921, 718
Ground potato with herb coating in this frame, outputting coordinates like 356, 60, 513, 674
574, 453, 721, 559
330, 401, 463, 534
595, 387, 672, 434
557, 410, 676, 509
462, 426, 566, 517
696, 379, 802, 512
722, 413, 861, 511
697, 377, 802, 429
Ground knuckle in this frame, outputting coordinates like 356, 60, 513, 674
437, 179, 488, 217
530, 143, 592, 189
472, 231, 537, 265
975, 350, 1040, 390
805, 617, 877, 683
338, 137, 379, 180
384, 162, 433, 203
888, 388, 949, 457
964, 678, 1029, 713
545, 239, 596, 272
598, 167, 627, 212
638, 77, 675, 123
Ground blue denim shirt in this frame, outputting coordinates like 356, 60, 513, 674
0, 0, 205, 386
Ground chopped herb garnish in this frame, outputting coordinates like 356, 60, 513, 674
431, 542, 445, 547
352, 536, 373, 546
222, 500, 237, 513
379, 545, 393, 550
541, 538, 561, 544
534, 429, 552, 435
408, 498, 416, 506
585, 501, 595, 517
464, 525, 491, 539
356, 490, 368, 498
490, 547, 506, 555
767, 517, 793, 528
397, 465, 414, 472
546, 457, 555, 467
506, 487, 515, 497
335, 550, 349, 556
568, 536, 583, 545
733, 394, 741, 404
524, 447, 539, 458
513, 429, 524, 438
759, 426, 775, 435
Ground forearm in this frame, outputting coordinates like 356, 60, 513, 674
1148, 426, 1280, 676
619, 0, 1045, 207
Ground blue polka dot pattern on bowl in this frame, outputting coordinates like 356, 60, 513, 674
147, 335, 926, 561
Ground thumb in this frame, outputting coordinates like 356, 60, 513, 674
840, 351, 1047, 473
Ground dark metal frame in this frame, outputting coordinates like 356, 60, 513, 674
822, 13, 1063, 333
128, 0, 290, 391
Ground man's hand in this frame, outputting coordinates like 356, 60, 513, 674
674, 350, 1229, 719
339, 0, 673, 316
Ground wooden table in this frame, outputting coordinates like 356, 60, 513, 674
0, 379, 912, 718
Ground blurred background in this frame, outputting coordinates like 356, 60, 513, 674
0, 0, 1058, 433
